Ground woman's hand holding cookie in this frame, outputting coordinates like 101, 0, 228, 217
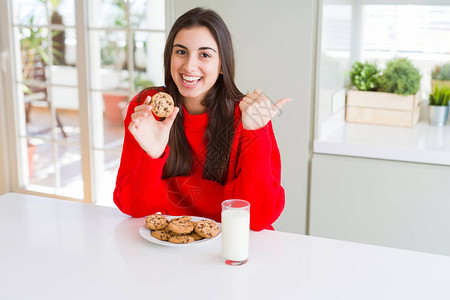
239, 89, 291, 130
129, 94, 179, 159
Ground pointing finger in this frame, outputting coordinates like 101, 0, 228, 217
253, 88, 263, 95
272, 97, 292, 114
144, 95, 152, 105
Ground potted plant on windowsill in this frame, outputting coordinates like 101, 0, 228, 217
428, 85, 450, 126
346, 58, 422, 127
431, 63, 450, 91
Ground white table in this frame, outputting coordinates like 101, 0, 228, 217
1, 192, 450, 300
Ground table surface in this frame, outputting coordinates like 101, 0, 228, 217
1, 192, 450, 300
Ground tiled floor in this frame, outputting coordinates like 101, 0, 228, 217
26, 106, 124, 206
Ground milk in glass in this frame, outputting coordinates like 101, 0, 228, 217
221, 204, 250, 264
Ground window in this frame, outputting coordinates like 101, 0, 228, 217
3, 0, 166, 206
314, 0, 450, 166
360, 4, 450, 98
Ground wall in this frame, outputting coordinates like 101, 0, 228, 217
172, 0, 317, 234
310, 154, 450, 256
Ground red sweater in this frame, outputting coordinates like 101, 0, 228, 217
113, 89, 285, 231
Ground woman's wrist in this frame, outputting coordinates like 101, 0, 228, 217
144, 144, 169, 159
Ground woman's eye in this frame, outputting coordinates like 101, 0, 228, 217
200, 52, 211, 58
175, 50, 186, 55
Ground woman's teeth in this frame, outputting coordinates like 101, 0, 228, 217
182, 75, 201, 85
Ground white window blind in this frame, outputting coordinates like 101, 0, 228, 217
360, 5, 450, 96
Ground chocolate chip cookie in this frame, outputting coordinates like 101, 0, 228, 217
194, 219, 219, 238
151, 229, 170, 241
189, 232, 204, 241
168, 235, 195, 244
150, 92, 174, 118
145, 214, 169, 230
168, 216, 194, 235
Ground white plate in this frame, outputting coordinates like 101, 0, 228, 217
139, 215, 221, 247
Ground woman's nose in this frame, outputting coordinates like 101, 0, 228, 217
184, 55, 198, 72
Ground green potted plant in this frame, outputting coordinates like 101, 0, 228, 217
348, 60, 381, 91
428, 85, 450, 126
346, 58, 422, 127
431, 63, 450, 90
378, 57, 421, 95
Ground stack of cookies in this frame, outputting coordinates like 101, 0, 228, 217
145, 215, 219, 244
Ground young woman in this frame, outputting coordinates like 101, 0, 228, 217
113, 7, 291, 231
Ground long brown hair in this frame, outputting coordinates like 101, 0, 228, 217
157, 7, 244, 184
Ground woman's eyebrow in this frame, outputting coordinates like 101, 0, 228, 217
173, 44, 217, 53
199, 47, 217, 53
173, 44, 187, 49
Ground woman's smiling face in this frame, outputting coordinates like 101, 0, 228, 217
170, 26, 221, 105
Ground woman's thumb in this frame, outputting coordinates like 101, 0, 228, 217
162, 107, 180, 127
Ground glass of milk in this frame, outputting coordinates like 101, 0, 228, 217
221, 199, 250, 266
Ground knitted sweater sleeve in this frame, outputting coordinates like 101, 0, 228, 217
113, 100, 170, 217
226, 121, 285, 231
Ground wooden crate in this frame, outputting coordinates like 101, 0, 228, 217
345, 90, 421, 127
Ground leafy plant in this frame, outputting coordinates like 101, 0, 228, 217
20, 16, 63, 77
378, 57, 421, 95
349, 61, 381, 91
431, 63, 450, 81
429, 85, 450, 106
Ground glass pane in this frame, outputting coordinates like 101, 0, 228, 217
13, 0, 47, 26
101, 91, 129, 126
19, 26, 49, 83
50, 9, 76, 66
25, 138, 38, 182
88, 0, 127, 28
50, 86, 80, 141
90, 90, 126, 148
89, 30, 128, 90
57, 143, 83, 199
64, 28, 77, 66
26, 103, 53, 139
316, 3, 352, 140
50, 65, 78, 87
53, 0, 76, 27
28, 139, 56, 189
130, 0, 165, 30
93, 149, 121, 207
361, 5, 450, 99
133, 31, 165, 87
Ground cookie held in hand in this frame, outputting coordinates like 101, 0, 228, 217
150, 92, 174, 118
